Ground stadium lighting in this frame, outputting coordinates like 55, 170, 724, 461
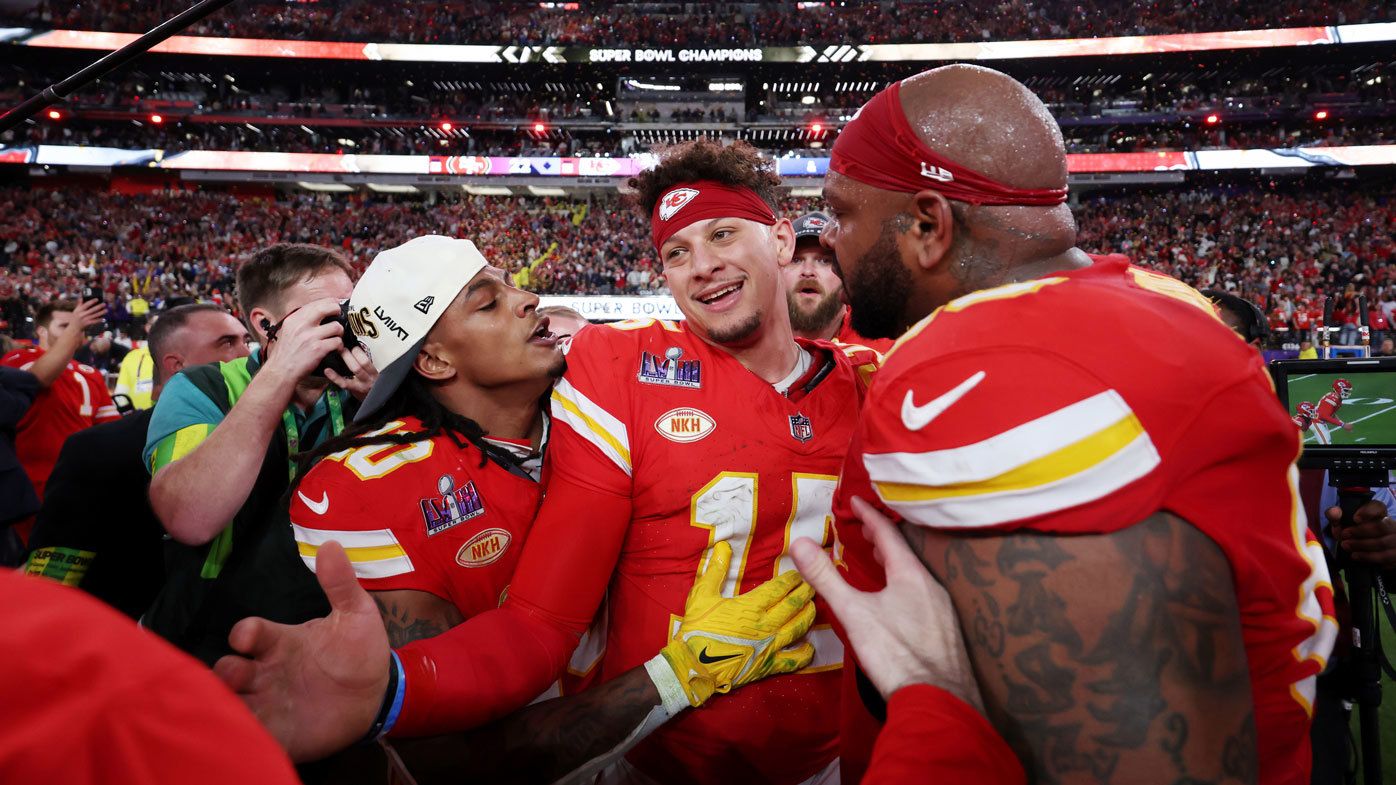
46, 109, 62, 120
1314, 110, 1330, 121
811, 122, 823, 134
533, 122, 546, 133
440, 121, 454, 132
149, 114, 164, 125
1204, 113, 1220, 125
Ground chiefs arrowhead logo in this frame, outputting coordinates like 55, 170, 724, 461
658, 188, 700, 221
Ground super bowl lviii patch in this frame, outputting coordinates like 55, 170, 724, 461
638, 347, 702, 389
422, 474, 486, 536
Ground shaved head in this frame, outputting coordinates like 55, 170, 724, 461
820, 65, 1092, 338
897, 64, 1068, 192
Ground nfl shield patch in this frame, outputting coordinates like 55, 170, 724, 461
789, 413, 814, 443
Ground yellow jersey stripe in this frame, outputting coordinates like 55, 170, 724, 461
297, 541, 408, 563
876, 412, 1145, 502
550, 379, 632, 475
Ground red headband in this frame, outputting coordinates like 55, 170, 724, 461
830, 81, 1068, 206
651, 180, 778, 253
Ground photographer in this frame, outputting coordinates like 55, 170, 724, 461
141, 244, 375, 663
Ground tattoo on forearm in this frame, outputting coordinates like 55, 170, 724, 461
397, 667, 662, 785
908, 514, 1255, 784
372, 595, 450, 648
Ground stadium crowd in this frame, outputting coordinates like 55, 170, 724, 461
3, 182, 1393, 343
10, 0, 1393, 46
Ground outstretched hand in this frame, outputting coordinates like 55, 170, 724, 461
791, 497, 983, 712
214, 541, 391, 762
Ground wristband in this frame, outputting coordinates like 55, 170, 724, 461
644, 652, 692, 716
361, 651, 406, 743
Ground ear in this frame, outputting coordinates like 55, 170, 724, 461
412, 344, 456, 383
162, 354, 185, 378
769, 218, 796, 267
907, 190, 957, 273
247, 306, 275, 344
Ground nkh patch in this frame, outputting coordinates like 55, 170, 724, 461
456, 528, 512, 568
658, 188, 700, 221
422, 474, 486, 536
789, 413, 814, 443
655, 407, 716, 443
638, 347, 702, 389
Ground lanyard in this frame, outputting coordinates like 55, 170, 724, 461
281, 392, 346, 480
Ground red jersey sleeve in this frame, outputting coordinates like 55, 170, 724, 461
863, 685, 1025, 785
0, 348, 38, 370
1315, 393, 1343, 425
546, 325, 637, 498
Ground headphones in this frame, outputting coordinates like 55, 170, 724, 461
1201, 289, 1270, 345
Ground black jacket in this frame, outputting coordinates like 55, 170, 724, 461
25, 409, 165, 619
0, 366, 39, 527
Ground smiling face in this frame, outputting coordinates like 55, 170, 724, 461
417, 266, 564, 391
659, 216, 795, 347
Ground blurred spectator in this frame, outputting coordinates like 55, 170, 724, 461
0, 365, 39, 566
0, 299, 119, 546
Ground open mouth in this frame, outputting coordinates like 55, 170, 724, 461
528, 316, 559, 347
696, 280, 744, 308
796, 283, 824, 297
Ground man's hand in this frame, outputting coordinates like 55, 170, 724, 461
791, 497, 983, 712
1343, 422, 1354, 432
323, 345, 378, 402
259, 298, 347, 386
1327, 498, 1396, 569
214, 541, 391, 763
657, 541, 816, 707
60, 299, 107, 346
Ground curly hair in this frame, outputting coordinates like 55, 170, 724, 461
628, 138, 782, 216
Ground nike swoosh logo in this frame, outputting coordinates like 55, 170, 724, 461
901, 371, 987, 431
298, 491, 329, 516
697, 647, 740, 665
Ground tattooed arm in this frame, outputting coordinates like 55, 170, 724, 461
369, 590, 674, 784
394, 667, 668, 785
902, 512, 1257, 785
370, 590, 464, 649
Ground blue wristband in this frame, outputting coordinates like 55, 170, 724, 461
362, 651, 406, 742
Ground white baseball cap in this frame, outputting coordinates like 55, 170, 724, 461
348, 235, 487, 421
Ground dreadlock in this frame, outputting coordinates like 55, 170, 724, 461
291, 372, 491, 494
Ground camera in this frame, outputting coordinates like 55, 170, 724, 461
262, 300, 362, 379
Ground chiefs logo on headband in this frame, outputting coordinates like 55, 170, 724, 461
658, 188, 700, 221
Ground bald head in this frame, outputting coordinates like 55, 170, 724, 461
820, 65, 1092, 340
897, 64, 1068, 193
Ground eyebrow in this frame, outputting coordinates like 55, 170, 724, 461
467, 270, 506, 296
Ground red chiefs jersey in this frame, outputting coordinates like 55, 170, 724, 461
289, 417, 542, 620
1291, 413, 1313, 432
1, 347, 117, 495
834, 256, 1336, 785
1315, 392, 1344, 425
548, 318, 877, 785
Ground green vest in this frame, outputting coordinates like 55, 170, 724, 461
142, 360, 333, 665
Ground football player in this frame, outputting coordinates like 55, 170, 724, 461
280, 236, 815, 782
1312, 378, 1354, 444
219, 145, 878, 784
1292, 401, 1327, 444
1, 298, 118, 545
810, 64, 1335, 784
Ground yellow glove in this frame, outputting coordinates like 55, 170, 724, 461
656, 541, 817, 709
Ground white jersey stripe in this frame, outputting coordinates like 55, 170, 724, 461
291, 523, 403, 550
879, 430, 1161, 529
865, 389, 1137, 488
551, 377, 632, 477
